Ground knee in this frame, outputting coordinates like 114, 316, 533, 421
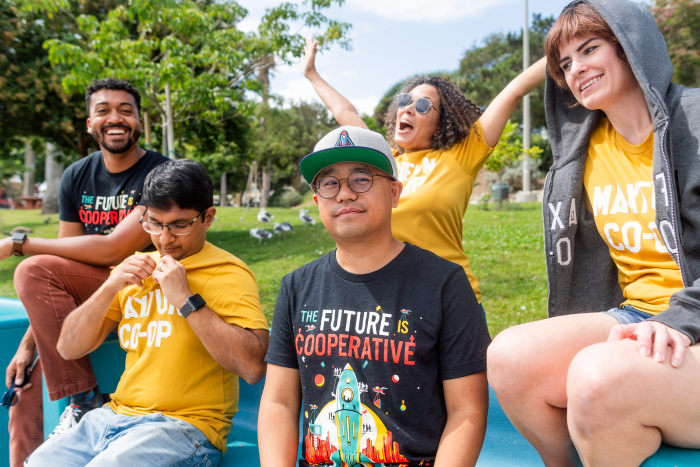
487, 325, 539, 397
14, 255, 55, 296
567, 343, 635, 431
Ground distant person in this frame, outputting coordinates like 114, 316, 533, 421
488, 1, 700, 465
3, 78, 167, 467
302, 36, 546, 314
259, 126, 491, 466
24, 159, 269, 467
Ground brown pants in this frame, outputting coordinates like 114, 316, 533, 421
8, 256, 110, 467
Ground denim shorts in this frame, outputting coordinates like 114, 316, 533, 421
601, 304, 654, 325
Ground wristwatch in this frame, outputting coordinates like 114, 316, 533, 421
180, 294, 206, 318
11, 233, 27, 257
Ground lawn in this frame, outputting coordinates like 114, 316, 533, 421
0, 202, 547, 337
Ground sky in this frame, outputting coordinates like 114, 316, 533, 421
237, 0, 572, 115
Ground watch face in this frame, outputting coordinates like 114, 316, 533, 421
188, 294, 206, 311
12, 233, 25, 242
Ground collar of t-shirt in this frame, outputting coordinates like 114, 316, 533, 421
328, 243, 412, 284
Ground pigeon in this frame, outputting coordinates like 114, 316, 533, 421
44, 217, 51, 224
10, 226, 33, 235
299, 209, 316, 225
257, 208, 274, 223
250, 228, 273, 244
280, 221, 294, 233
273, 222, 285, 238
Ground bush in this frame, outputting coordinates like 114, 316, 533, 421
279, 190, 303, 208
478, 194, 492, 211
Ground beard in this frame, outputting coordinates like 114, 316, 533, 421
92, 125, 142, 154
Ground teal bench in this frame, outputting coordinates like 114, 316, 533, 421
1, 297, 698, 467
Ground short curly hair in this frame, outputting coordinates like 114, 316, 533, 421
85, 77, 142, 116
384, 76, 482, 153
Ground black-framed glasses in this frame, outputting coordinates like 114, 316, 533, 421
397, 93, 440, 115
312, 170, 394, 199
139, 208, 209, 236
2, 355, 38, 410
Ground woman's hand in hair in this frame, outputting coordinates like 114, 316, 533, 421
608, 321, 691, 368
302, 36, 320, 79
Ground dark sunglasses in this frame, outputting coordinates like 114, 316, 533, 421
397, 93, 440, 115
2, 355, 38, 409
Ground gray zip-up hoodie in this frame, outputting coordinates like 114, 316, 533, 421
543, 0, 700, 343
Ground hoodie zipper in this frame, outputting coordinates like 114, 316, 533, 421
543, 170, 553, 316
658, 121, 687, 287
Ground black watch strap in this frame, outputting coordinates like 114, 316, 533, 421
11, 232, 27, 257
180, 293, 206, 318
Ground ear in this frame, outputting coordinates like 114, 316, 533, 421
313, 194, 319, 205
390, 180, 403, 208
86, 118, 93, 134
204, 207, 216, 229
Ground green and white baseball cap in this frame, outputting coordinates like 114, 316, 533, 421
300, 126, 398, 184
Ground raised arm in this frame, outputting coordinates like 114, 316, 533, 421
302, 37, 368, 129
479, 57, 547, 148
259, 364, 302, 467
434, 372, 489, 467
0, 206, 153, 267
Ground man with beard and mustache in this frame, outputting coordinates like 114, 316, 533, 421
3, 78, 168, 467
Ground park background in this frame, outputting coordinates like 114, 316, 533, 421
1, 0, 698, 336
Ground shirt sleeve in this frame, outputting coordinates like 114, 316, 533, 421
448, 119, 496, 177
438, 268, 491, 380
264, 276, 299, 369
202, 263, 268, 331
58, 166, 80, 223
106, 291, 123, 323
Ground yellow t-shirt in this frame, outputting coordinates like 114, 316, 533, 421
583, 117, 683, 314
105, 241, 268, 452
391, 119, 495, 302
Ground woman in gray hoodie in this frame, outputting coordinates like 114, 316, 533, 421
488, 1, 700, 466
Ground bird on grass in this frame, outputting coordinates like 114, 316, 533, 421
280, 221, 294, 233
239, 216, 245, 222
44, 217, 51, 224
273, 222, 285, 239
257, 209, 273, 223
299, 209, 316, 225
250, 228, 273, 244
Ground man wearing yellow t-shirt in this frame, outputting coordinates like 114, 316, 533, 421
25, 160, 269, 467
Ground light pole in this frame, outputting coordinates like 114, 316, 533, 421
516, 0, 538, 202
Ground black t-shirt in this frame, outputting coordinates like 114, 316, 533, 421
59, 150, 168, 235
265, 243, 491, 466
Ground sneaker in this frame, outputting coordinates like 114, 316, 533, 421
47, 403, 95, 438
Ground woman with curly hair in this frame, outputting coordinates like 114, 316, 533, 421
302, 37, 546, 306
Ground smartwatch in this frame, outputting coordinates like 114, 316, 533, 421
11, 232, 27, 257
180, 294, 206, 318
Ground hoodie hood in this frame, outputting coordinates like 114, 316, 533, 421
545, 0, 673, 168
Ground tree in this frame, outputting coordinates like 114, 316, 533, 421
27, 0, 351, 158
653, 0, 700, 88
484, 120, 542, 205
456, 14, 555, 129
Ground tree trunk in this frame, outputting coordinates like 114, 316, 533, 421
41, 143, 64, 215
261, 162, 271, 208
161, 114, 167, 156
144, 112, 152, 150
23, 139, 35, 198
165, 82, 175, 160
220, 172, 227, 207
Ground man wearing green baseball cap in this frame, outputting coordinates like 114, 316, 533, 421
259, 126, 491, 466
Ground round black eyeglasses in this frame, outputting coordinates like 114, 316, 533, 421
139, 208, 209, 236
312, 170, 394, 199
397, 93, 440, 115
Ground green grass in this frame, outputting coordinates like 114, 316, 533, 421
0, 203, 548, 337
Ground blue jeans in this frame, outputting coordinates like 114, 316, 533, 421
601, 305, 654, 325
25, 406, 221, 467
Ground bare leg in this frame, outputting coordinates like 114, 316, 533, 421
487, 313, 618, 467
567, 340, 700, 467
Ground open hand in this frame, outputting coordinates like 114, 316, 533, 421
302, 36, 319, 78
608, 321, 691, 368
105, 254, 157, 294
152, 255, 192, 311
